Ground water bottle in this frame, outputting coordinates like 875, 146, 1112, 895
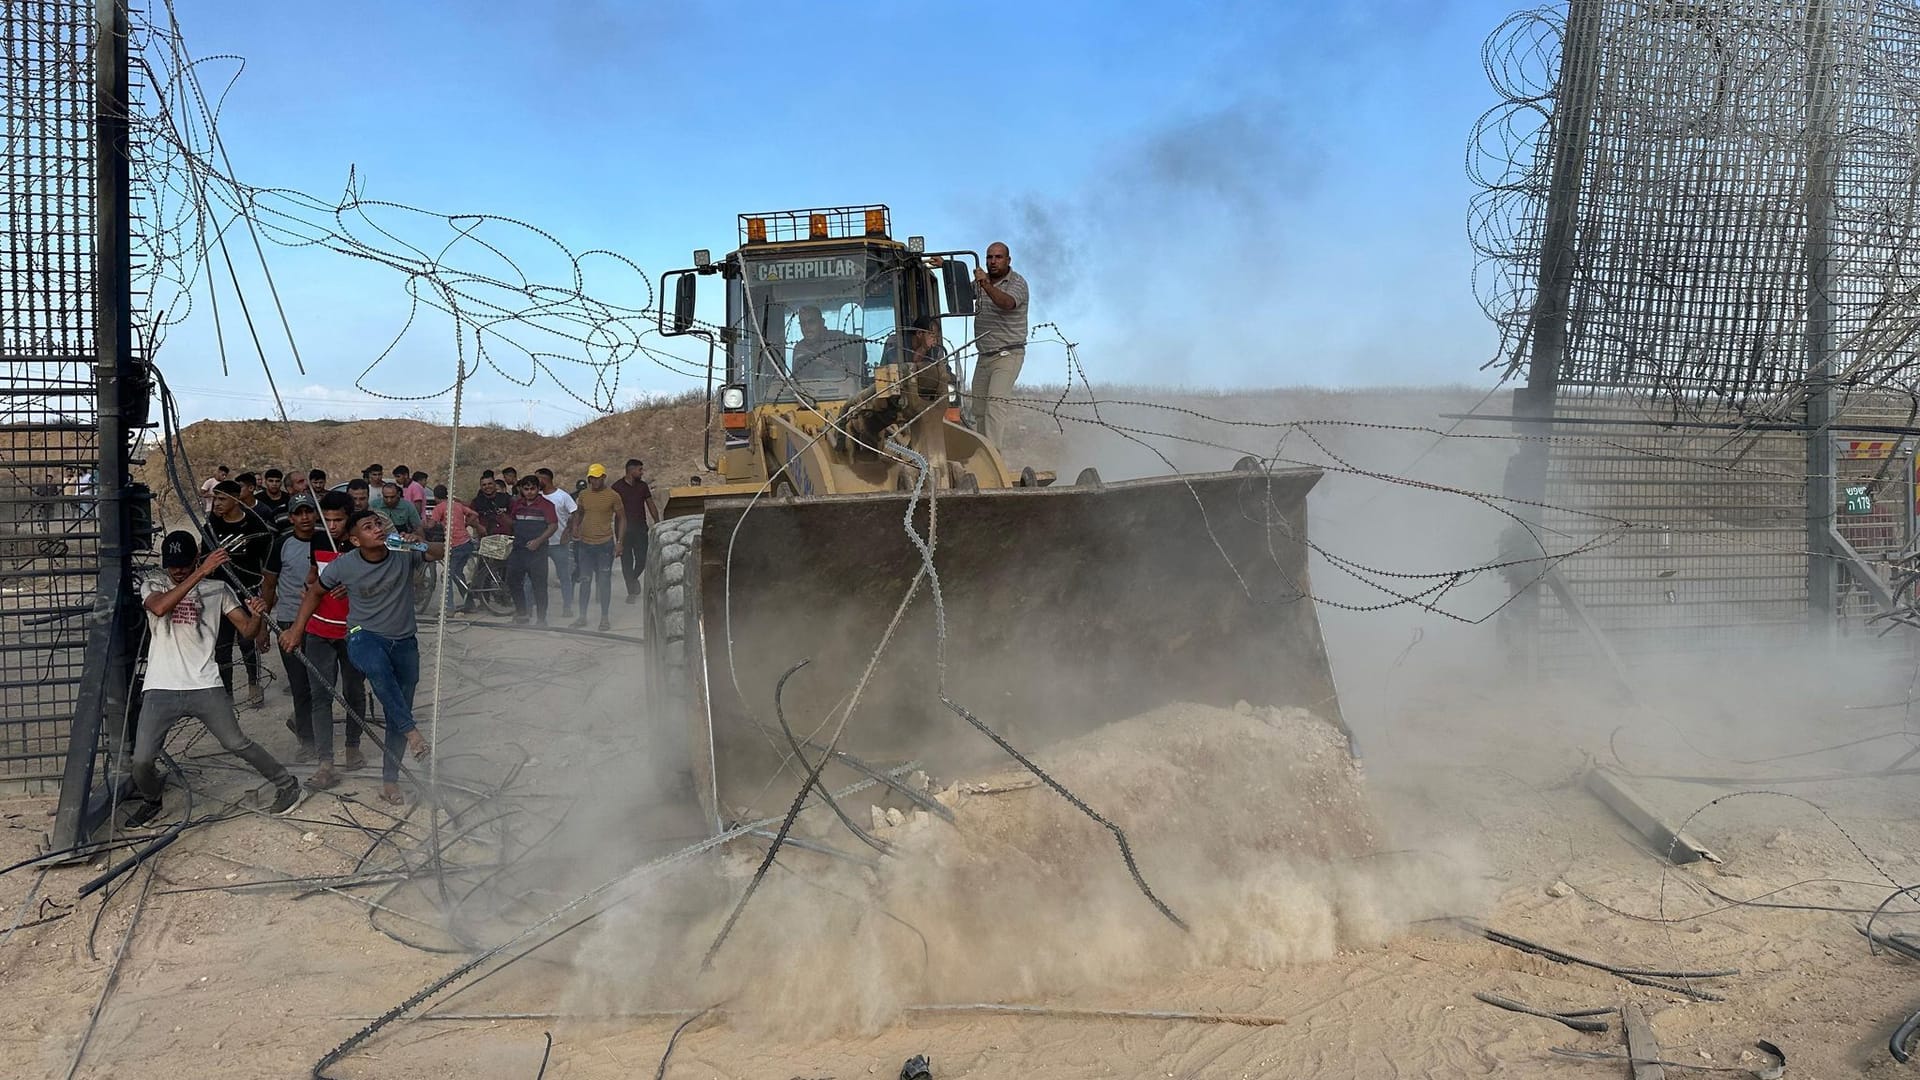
384, 532, 429, 553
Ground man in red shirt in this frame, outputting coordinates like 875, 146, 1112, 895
276, 490, 367, 783
506, 476, 558, 624
610, 458, 660, 603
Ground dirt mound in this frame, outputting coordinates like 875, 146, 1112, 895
910, 702, 1375, 870
571, 702, 1458, 1036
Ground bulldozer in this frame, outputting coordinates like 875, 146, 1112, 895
650, 205, 1346, 833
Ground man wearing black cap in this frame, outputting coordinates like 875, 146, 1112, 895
125, 531, 301, 821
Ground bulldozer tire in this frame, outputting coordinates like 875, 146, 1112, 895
644, 514, 715, 827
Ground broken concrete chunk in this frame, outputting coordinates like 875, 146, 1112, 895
870, 805, 888, 831
885, 807, 905, 827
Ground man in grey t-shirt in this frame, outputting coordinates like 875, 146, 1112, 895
313, 509, 444, 804
969, 241, 1029, 443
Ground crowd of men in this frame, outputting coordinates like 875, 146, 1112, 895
125, 458, 660, 815
115, 241, 1032, 821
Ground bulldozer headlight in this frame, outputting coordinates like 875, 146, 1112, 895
720, 385, 747, 411
692, 248, 712, 268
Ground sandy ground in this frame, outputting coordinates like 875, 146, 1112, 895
7, 556, 1920, 1076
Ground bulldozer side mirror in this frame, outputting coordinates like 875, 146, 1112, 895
672, 273, 698, 333
942, 260, 976, 315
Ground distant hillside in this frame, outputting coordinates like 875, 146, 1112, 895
149, 385, 1490, 523
146, 391, 712, 521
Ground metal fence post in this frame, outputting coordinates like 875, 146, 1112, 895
50, 0, 135, 849
1503, 0, 1605, 663
1805, 0, 1839, 635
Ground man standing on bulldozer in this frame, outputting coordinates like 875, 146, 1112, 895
970, 241, 1029, 443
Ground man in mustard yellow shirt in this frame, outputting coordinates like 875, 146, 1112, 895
566, 463, 624, 631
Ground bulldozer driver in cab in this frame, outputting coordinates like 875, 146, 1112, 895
788, 305, 864, 382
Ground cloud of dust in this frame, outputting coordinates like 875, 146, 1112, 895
523, 385, 1918, 1040
537, 411, 1504, 1032
562, 702, 1482, 1037
979, 100, 1324, 387
1030, 385, 1520, 709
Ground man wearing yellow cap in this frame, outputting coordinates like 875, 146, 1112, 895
566, 463, 625, 631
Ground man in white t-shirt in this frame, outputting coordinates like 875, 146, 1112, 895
124, 531, 301, 825
199, 464, 230, 514
536, 468, 579, 620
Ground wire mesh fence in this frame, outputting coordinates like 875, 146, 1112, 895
1474, 0, 1920, 409
1477, 0, 1920, 664
1533, 397, 1810, 668
0, 0, 102, 790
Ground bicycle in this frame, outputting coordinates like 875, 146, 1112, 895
464, 535, 519, 616
413, 535, 517, 616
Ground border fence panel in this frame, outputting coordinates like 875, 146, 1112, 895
0, 0, 102, 790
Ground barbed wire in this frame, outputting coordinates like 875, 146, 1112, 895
1468, 1, 1920, 414
126, 1, 707, 418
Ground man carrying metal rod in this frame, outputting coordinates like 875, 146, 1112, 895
124, 532, 303, 826
205, 479, 272, 707
277, 491, 371, 789
261, 494, 324, 761
298, 509, 445, 805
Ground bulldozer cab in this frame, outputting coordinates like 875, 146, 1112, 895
660, 204, 976, 414
731, 252, 902, 404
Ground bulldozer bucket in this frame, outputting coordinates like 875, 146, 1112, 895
659, 465, 1343, 829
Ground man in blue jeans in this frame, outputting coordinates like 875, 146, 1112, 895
536, 468, 577, 619
507, 476, 558, 625
308, 509, 444, 804
566, 463, 623, 631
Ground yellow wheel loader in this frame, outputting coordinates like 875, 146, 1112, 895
651, 206, 1346, 832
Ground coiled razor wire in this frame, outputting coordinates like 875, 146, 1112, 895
130, 2, 707, 418
1469, 0, 1920, 411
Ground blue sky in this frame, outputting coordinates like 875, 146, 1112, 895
152, 0, 1518, 431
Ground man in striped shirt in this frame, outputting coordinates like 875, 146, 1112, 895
968, 241, 1029, 444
